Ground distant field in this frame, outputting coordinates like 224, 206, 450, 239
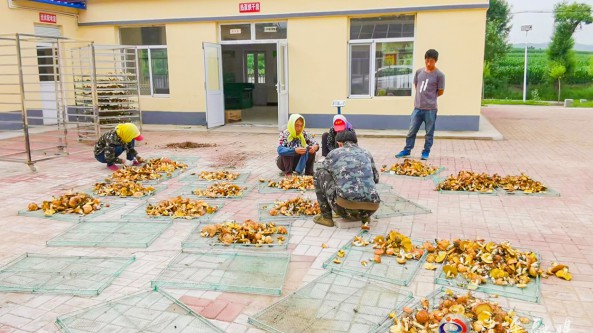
490, 48, 593, 85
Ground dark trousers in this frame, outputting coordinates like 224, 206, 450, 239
95, 141, 134, 164
276, 151, 316, 175
322, 132, 330, 157
404, 108, 437, 153
314, 168, 377, 220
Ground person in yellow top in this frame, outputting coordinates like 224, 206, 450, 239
94, 123, 144, 171
276, 114, 319, 176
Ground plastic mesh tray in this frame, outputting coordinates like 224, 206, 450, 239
322, 233, 426, 286
259, 179, 392, 194
374, 193, 431, 219
0, 253, 135, 296
376, 286, 544, 332
83, 202, 144, 222
497, 186, 560, 197
103, 156, 196, 185
258, 177, 316, 194
434, 250, 541, 303
124, 200, 224, 222
56, 288, 223, 333
182, 222, 291, 250
151, 250, 290, 296
382, 166, 445, 181
169, 183, 253, 200
47, 220, 171, 248
88, 184, 166, 200
248, 271, 413, 333
18, 202, 124, 223
178, 170, 251, 184
432, 176, 499, 196
258, 202, 317, 222
140, 155, 200, 168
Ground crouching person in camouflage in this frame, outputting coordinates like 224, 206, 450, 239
313, 131, 381, 227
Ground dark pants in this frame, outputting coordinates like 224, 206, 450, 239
404, 108, 437, 153
322, 132, 330, 157
277, 151, 316, 176
95, 141, 135, 164
314, 168, 377, 220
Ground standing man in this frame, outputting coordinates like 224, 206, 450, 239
395, 49, 445, 160
313, 131, 380, 228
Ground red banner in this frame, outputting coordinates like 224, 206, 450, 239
239, 2, 260, 13
39, 12, 57, 24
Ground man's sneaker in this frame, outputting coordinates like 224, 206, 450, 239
395, 150, 411, 158
421, 151, 429, 160
313, 214, 335, 227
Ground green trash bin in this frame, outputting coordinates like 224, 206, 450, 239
224, 83, 255, 110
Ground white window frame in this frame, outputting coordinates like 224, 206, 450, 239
244, 51, 266, 84
219, 21, 287, 44
348, 34, 415, 98
137, 45, 169, 97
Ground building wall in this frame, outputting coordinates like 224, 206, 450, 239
289, 16, 348, 117
141, 22, 216, 125
0, 1, 79, 114
78, 0, 487, 24
0, 0, 488, 130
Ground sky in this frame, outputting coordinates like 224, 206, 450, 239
507, 0, 593, 46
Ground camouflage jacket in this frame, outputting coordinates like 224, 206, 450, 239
321, 142, 380, 203
93, 129, 137, 165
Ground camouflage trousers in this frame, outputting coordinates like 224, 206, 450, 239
314, 168, 376, 220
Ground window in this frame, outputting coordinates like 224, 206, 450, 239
349, 16, 415, 97
37, 46, 59, 82
350, 44, 370, 95
221, 24, 252, 41
34, 25, 61, 82
120, 27, 169, 96
246, 52, 266, 84
220, 22, 287, 42
255, 22, 287, 40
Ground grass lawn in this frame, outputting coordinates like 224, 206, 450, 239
482, 99, 593, 108
482, 99, 558, 106
572, 99, 593, 108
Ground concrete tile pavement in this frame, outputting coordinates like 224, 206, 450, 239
0, 105, 591, 332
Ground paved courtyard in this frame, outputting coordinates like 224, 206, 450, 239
0, 105, 592, 332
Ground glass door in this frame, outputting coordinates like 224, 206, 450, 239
276, 41, 288, 130
203, 42, 225, 128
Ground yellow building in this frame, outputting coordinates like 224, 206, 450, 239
1, 0, 488, 131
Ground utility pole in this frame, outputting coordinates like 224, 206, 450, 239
521, 25, 532, 102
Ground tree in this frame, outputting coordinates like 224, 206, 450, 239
588, 57, 593, 78
548, 62, 566, 101
484, 0, 512, 65
547, 1, 593, 75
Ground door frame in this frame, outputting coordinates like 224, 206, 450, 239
34, 24, 62, 125
219, 34, 287, 128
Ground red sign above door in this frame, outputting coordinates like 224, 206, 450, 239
39, 12, 57, 24
239, 2, 260, 13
